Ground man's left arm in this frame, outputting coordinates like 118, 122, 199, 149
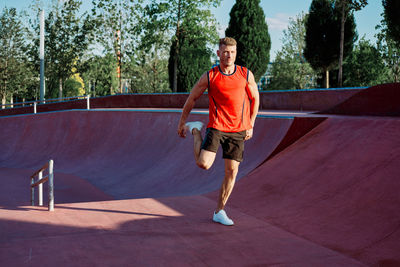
245, 70, 260, 140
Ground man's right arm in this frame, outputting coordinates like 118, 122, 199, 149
177, 72, 208, 138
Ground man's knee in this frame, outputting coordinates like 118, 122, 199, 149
224, 160, 240, 177
196, 150, 216, 170
225, 167, 238, 178
196, 159, 212, 170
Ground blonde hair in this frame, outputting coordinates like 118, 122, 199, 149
219, 37, 237, 47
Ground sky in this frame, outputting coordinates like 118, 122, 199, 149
210, 0, 384, 59
2, 0, 384, 60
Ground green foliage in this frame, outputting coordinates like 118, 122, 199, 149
383, 0, 400, 47
119, 20, 171, 94
81, 54, 118, 96
305, 0, 338, 84
225, 0, 271, 82
376, 13, 400, 83
64, 73, 85, 97
335, 0, 368, 87
269, 13, 317, 90
4, 0, 392, 103
91, 0, 144, 93
343, 37, 388, 86
378, 38, 400, 83
304, 0, 357, 88
91, 0, 143, 54
126, 45, 170, 93
142, 0, 220, 47
0, 7, 34, 104
168, 25, 213, 92
28, 0, 93, 99
335, 0, 368, 12
143, 0, 220, 92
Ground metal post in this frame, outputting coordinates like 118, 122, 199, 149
86, 95, 90, 110
48, 159, 54, 211
39, 10, 45, 102
34, 102, 37, 114
38, 171, 43, 206
31, 178, 35, 206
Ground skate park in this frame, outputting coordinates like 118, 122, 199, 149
0, 83, 400, 266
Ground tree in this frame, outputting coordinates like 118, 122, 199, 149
336, 0, 368, 87
29, 0, 93, 99
304, 0, 357, 88
269, 12, 317, 90
225, 0, 271, 82
343, 37, 387, 87
383, 0, 400, 47
81, 54, 118, 97
126, 49, 170, 93
143, 0, 220, 92
168, 24, 213, 92
91, 0, 143, 94
376, 12, 400, 83
0, 7, 34, 107
120, 21, 171, 94
65, 73, 85, 97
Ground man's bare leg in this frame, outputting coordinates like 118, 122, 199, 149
216, 159, 240, 212
192, 128, 203, 162
192, 129, 216, 170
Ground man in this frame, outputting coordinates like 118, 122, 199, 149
177, 37, 259, 226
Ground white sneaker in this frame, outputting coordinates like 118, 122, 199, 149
185, 121, 204, 134
213, 210, 234, 226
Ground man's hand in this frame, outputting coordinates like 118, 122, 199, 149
245, 128, 253, 140
177, 122, 187, 138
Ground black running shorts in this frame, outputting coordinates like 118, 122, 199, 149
201, 128, 247, 162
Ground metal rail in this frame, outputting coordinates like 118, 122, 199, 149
2, 95, 90, 113
30, 159, 54, 211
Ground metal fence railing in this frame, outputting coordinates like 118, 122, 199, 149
1, 95, 90, 114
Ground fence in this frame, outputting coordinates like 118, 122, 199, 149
1, 95, 90, 114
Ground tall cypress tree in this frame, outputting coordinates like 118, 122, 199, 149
383, 0, 400, 47
225, 0, 271, 82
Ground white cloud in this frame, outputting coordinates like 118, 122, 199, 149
266, 13, 292, 31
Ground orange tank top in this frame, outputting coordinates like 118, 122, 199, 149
207, 65, 252, 132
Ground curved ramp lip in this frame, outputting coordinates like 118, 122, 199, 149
255, 116, 327, 169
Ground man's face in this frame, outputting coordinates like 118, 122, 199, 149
217, 45, 237, 67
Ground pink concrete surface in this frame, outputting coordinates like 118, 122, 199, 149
212, 116, 400, 266
0, 111, 305, 200
0, 197, 365, 267
0, 108, 399, 266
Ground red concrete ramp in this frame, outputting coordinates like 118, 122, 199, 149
0, 110, 320, 203
218, 116, 400, 266
320, 83, 400, 116
1, 110, 398, 266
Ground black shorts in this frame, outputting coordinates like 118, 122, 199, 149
201, 128, 246, 162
